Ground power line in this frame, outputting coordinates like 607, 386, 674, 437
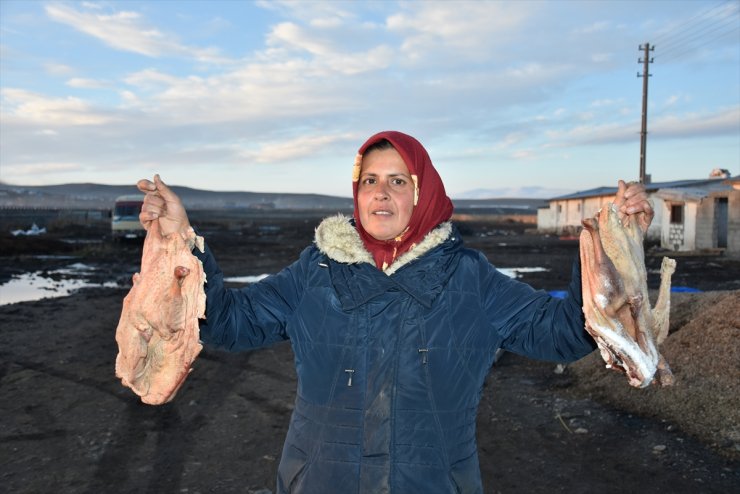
649, 0, 738, 65
659, 8, 737, 52
635, 1, 740, 155
658, 20, 739, 64
652, 0, 732, 50
658, 9, 739, 60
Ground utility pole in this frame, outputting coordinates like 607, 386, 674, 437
638, 43, 654, 184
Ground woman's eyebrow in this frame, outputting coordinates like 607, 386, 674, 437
359, 171, 412, 183
361, 172, 410, 177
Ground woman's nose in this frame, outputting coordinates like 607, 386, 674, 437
374, 183, 390, 199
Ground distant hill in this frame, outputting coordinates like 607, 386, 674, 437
453, 197, 546, 213
0, 183, 354, 211
0, 182, 546, 213
457, 186, 574, 199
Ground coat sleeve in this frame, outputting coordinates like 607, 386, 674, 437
479, 252, 596, 362
192, 241, 309, 352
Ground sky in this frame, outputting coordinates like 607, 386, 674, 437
1, 1, 738, 199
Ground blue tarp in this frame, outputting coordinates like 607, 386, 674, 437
670, 286, 702, 293
549, 286, 701, 298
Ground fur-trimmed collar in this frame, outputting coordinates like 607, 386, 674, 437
314, 214, 452, 275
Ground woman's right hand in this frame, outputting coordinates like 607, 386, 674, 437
137, 174, 191, 237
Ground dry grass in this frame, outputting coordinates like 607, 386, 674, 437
567, 290, 740, 459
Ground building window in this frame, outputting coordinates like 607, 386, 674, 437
670, 204, 683, 224
557, 204, 562, 214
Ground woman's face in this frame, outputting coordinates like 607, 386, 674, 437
357, 147, 415, 241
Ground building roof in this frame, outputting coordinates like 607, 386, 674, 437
724, 176, 740, 189
655, 188, 709, 202
548, 176, 736, 201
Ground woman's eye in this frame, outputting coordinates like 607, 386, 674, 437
391, 178, 406, 186
362, 177, 376, 185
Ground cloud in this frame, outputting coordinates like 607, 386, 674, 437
35, 129, 59, 136
1, 1, 736, 193
123, 69, 182, 90
495, 132, 527, 150
263, 20, 394, 75
653, 107, 740, 138
119, 65, 338, 124
268, 21, 334, 57
386, 2, 530, 63
1, 161, 83, 181
591, 53, 613, 63
66, 77, 109, 89
30, 2, 578, 138
256, 0, 356, 25
245, 132, 357, 163
503, 62, 571, 81
575, 21, 611, 35
544, 106, 740, 147
44, 3, 231, 64
590, 99, 620, 108
44, 62, 75, 76
665, 95, 680, 106
510, 149, 536, 160
1, 88, 116, 125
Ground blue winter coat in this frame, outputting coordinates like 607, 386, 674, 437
194, 216, 595, 494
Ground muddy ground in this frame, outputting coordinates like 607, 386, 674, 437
0, 213, 738, 493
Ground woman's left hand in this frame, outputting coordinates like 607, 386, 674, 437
614, 179, 654, 232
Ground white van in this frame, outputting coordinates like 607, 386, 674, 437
112, 194, 145, 240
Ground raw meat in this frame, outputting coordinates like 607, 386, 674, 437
580, 203, 675, 387
115, 221, 206, 404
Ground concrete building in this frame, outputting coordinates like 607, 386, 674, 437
537, 174, 739, 255
677, 176, 740, 254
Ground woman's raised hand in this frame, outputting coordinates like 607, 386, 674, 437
136, 174, 191, 237
614, 179, 654, 232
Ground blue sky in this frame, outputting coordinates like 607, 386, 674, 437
1, 0, 738, 198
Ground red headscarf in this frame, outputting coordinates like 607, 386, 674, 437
353, 130, 454, 270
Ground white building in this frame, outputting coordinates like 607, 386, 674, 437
537, 175, 739, 255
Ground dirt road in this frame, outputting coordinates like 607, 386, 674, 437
1, 218, 738, 493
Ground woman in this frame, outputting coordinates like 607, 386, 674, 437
138, 130, 653, 494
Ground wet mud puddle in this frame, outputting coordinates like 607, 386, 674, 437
0, 266, 560, 306
0, 261, 120, 305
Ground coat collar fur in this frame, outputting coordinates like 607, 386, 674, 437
314, 214, 453, 276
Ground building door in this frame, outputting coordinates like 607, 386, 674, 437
716, 198, 728, 248
668, 203, 685, 251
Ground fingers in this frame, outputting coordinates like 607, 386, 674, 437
614, 179, 654, 231
138, 210, 157, 230
137, 174, 173, 215
141, 197, 163, 215
137, 178, 156, 193
153, 174, 178, 202
139, 193, 162, 230
135, 174, 191, 236
137, 175, 165, 229
617, 183, 649, 213
632, 197, 654, 218
614, 179, 627, 207
137, 175, 175, 200
621, 183, 651, 215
